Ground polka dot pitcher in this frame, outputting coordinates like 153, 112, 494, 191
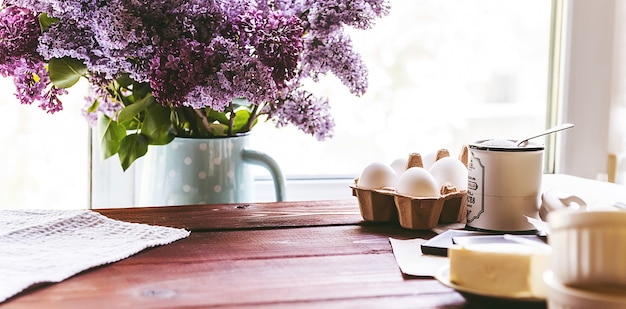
138, 134, 285, 206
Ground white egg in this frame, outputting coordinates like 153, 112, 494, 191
357, 162, 398, 189
390, 157, 407, 176
429, 157, 468, 191
422, 151, 437, 170
396, 167, 439, 197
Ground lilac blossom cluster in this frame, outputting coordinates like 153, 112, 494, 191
267, 89, 335, 141
0, 0, 389, 140
0, 6, 66, 113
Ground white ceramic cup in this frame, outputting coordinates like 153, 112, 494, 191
466, 139, 544, 232
547, 209, 626, 289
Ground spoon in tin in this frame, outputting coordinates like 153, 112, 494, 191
516, 123, 574, 147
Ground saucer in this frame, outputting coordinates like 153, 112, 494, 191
543, 271, 626, 308
434, 265, 546, 303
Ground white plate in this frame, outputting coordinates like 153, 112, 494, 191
434, 265, 546, 303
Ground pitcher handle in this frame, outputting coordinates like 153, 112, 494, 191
242, 149, 286, 201
539, 189, 587, 220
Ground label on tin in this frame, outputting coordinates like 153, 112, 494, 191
466, 153, 485, 224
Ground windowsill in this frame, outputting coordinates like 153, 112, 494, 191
254, 176, 357, 202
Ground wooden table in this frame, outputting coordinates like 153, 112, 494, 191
1, 200, 543, 308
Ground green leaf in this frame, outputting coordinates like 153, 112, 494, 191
117, 94, 156, 123
48, 57, 87, 88
97, 114, 126, 159
118, 134, 149, 171
131, 81, 153, 99
39, 13, 59, 31
115, 74, 134, 88
173, 107, 201, 136
142, 104, 175, 145
207, 109, 229, 124
231, 109, 251, 133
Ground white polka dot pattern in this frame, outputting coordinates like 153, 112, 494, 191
138, 136, 265, 206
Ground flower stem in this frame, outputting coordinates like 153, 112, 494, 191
246, 103, 260, 132
194, 109, 212, 134
227, 103, 236, 136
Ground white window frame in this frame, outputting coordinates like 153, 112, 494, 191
555, 0, 618, 180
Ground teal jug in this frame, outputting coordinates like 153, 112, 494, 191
138, 134, 285, 206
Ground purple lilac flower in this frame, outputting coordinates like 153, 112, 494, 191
0, 6, 40, 64
235, 8, 304, 87
302, 0, 390, 31
82, 81, 124, 126
36, 1, 155, 81
149, 38, 226, 108
177, 1, 225, 42
265, 88, 335, 140
5, 0, 96, 21
0, 5, 67, 113
6, 57, 67, 113
301, 30, 368, 96
183, 36, 278, 110
269, 0, 301, 15
38, 20, 118, 79
219, 0, 249, 21
90, 2, 149, 55
217, 56, 278, 106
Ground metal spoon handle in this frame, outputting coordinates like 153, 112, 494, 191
517, 123, 574, 146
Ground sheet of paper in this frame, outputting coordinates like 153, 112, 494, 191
388, 237, 449, 277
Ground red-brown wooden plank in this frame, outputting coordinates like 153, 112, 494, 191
118, 225, 436, 264
5, 254, 462, 309
95, 199, 364, 231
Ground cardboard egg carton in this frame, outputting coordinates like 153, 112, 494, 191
350, 185, 397, 222
351, 146, 469, 230
394, 189, 467, 229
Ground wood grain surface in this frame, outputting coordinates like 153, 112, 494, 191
1, 200, 546, 309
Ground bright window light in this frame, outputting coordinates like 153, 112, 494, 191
249, 0, 552, 181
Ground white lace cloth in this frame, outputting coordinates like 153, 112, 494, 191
0, 209, 190, 303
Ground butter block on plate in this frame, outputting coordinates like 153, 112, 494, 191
448, 243, 551, 299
